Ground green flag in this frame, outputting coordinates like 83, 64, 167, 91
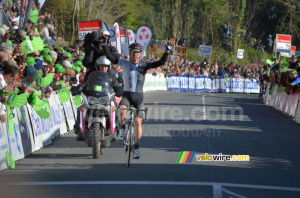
0, 89, 27, 108
74, 95, 82, 106
5, 151, 15, 169
279, 86, 285, 93
6, 107, 14, 135
56, 81, 70, 104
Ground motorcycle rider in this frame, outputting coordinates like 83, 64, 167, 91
103, 41, 172, 159
74, 56, 121, 141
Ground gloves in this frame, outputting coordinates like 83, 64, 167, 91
165, 42, 172, 53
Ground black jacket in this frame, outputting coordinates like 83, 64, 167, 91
82, 45, 118, 69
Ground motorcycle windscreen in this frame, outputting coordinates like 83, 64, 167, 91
86, 71, 114, 97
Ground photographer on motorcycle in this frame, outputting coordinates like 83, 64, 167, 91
103, 41, 172, 159
82, 30, 119, 82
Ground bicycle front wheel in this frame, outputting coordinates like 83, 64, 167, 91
127, 122, 134, 168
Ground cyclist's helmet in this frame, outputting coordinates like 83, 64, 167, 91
129, 43, 142, 52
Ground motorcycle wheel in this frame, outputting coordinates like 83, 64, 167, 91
92, 123, 101, 159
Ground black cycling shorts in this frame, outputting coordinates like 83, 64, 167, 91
119, 91, 145, 118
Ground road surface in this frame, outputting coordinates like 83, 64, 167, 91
1, 91, 300, 198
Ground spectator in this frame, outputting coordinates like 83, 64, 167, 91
0, 66, 20, 122
0, 43, 13, 60
44, 12, 56, 27
289, 55, 298, 70
266, 35, 273, 53
255, 39, 264, 52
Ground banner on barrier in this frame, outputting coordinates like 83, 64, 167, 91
27, 104, 43, 151
165, 75, 259, 93
63, 100, 76, 131
180, 75, 189, 92
189, 76, 195, 92
0, 122, 9, 170
8, 108, 24, 161
195, 76, 205, 92
17, 106, 34, 157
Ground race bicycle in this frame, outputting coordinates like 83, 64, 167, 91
119, 107, 148, 168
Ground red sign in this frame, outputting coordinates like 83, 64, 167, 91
120, 29, 126, 44
78, 20, 102, 40
277, 35, 292, 43
290, 46, 296, 54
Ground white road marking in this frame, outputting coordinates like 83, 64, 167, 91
202, 93, 208, 120
222, 187, 247, 198
213, 185, 222, 198
2, 181, 300, 192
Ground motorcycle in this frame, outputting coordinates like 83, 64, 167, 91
72, 71, 118, 159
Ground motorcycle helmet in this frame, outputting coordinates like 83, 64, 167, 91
95, 56, 111, 70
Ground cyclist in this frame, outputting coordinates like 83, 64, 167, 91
103, 42, 172, 159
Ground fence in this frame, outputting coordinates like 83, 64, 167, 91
166, 75, 260, 93
0, 93, 77, 171
263, 83, 300, 122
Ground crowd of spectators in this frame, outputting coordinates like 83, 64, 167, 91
2, 1, 56, 45
0, 1, 87, 122
147, 57, 261, 81
146, 54, 300, 94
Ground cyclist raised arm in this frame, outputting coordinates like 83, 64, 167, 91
103, 42, 172, 159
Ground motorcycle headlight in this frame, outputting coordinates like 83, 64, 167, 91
88, 96, 98, 105
99, 96, 109, 105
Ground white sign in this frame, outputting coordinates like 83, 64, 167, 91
276, 34, 292, 53
280, 52, 291, 58
199, 45, 211, 56
237, 49, 244, 59
296, 51, 300, 58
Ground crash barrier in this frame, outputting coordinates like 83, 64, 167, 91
144, 73, 168, 92
0, 93, 78, 171
263, 83, 300, 122
166, 75, 260, 93
0, 74, 166, 171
